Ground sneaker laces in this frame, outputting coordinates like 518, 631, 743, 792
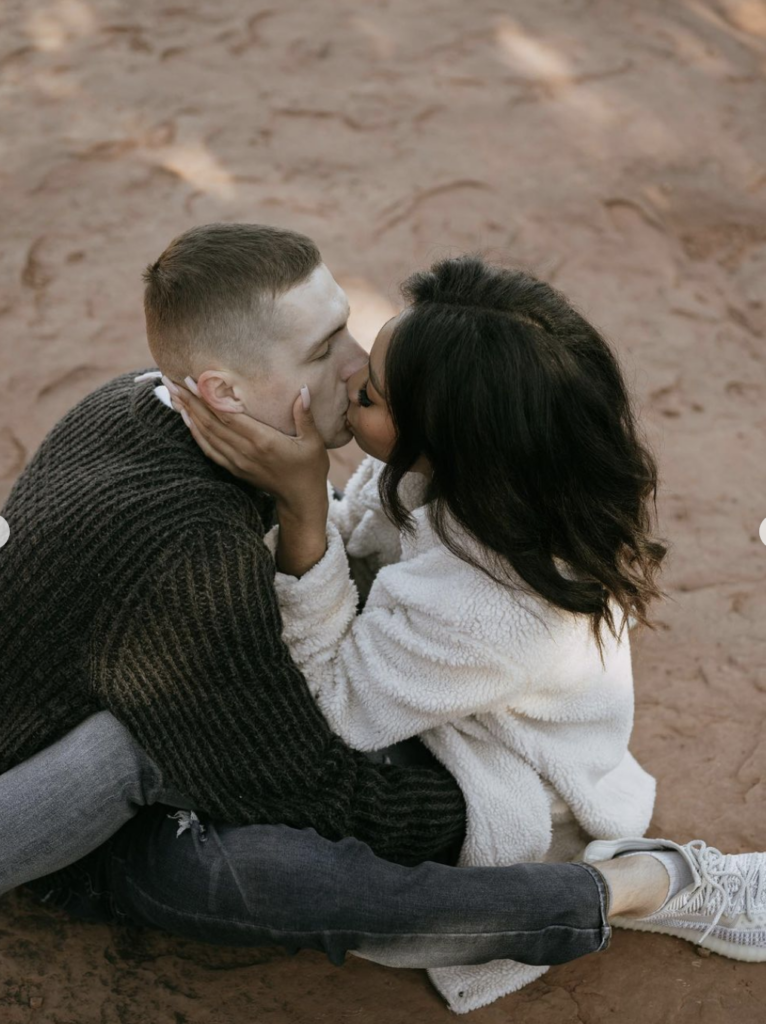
680, 840, 766, 944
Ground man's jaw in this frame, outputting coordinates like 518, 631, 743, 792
315, 400, 353, 450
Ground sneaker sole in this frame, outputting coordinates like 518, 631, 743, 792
611, 915, 766, 963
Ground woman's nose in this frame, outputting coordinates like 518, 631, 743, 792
347, 363, 367, 403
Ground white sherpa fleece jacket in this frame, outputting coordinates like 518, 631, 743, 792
264, 456, 656, 1013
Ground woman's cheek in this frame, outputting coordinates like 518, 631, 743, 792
353, 410, 385, 460
370, 411, 397, 462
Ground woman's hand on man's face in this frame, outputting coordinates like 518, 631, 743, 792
168, 379, 330, 520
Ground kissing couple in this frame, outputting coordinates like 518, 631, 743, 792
1, 223, 763, 1013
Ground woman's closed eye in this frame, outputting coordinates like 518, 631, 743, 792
358, 384, 373, 408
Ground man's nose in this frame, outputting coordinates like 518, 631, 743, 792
339, 340, 369, 383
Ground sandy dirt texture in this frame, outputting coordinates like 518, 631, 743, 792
1, 0, 765, 1021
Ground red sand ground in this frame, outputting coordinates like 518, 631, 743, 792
1, 0, 765, 1020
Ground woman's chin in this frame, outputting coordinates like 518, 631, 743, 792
345, 421, 368, 455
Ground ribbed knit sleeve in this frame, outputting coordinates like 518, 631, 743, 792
90, 522, 466, 865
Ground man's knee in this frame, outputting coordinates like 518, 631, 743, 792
74, 710, 133, 757
73, 711, 159, 803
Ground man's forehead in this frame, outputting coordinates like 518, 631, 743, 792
274, 264, 349, 340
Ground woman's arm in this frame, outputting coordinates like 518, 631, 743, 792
327, 456, 382, 538
168, 383, 407, 580
329, 456, 428, 574
329, 457, 400, 564
171, 383, 332, 577
265, 522, 541, 751
274, 493, 329, 578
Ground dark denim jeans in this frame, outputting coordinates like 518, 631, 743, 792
7, 711, 610, 970
28, 802, 610, 970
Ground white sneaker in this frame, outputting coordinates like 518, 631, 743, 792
583, 837, 766, 962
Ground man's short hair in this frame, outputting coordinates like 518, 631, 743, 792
143, 223, 322, 375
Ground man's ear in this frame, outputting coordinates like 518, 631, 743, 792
196, 370, 247, 412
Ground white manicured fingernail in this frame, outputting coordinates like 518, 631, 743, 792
184, 376, 200, 396
180, 408, 192, 428
161, 374, 181, 396
300, 385, 310, 410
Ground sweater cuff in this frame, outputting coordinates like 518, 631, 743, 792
264, 522, 358, 647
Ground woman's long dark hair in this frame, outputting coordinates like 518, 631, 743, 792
379, 255, 668, 658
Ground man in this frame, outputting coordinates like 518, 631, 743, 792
0, 224, 763, 998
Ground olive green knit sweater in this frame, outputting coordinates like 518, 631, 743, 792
0, 370, 466, 865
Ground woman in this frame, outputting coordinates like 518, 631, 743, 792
172, 255, 663, 1009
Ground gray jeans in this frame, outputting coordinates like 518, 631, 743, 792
1, 711, 610, 970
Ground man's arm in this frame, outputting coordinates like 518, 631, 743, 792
89, 522, 466, 865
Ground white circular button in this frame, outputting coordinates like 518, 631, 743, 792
0, 517, 9, 549
760, 518, 766, 547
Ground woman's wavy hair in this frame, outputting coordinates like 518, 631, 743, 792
379, 255, 668, 658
